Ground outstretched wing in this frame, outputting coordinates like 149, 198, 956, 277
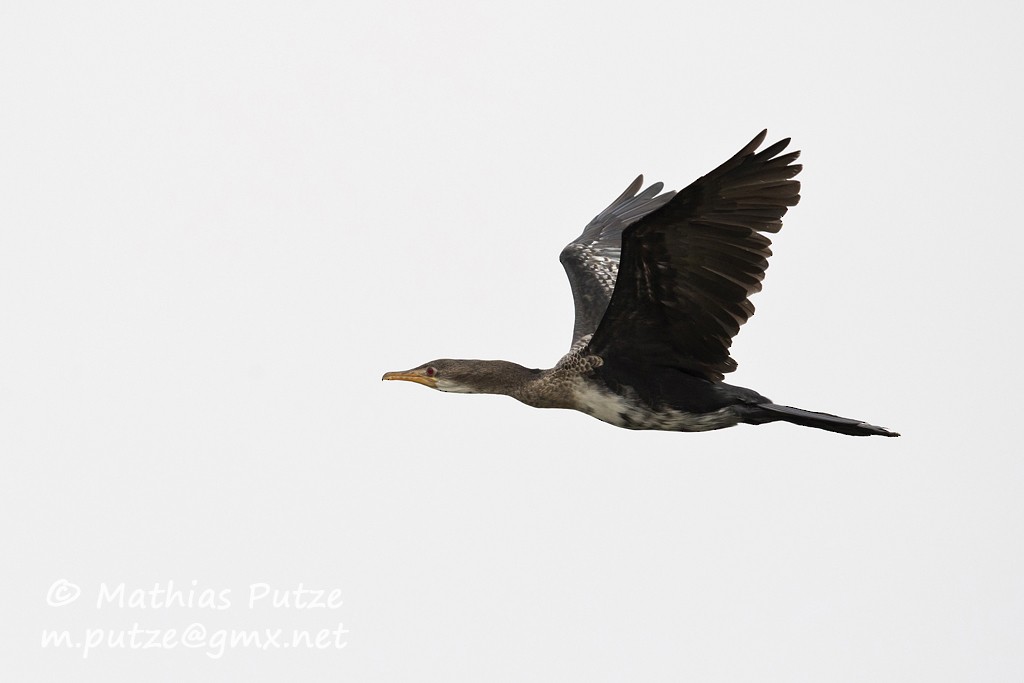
585, 130, 802, 382
559, 176, 675, 348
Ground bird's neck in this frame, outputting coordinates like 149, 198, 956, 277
457, 361, 576, 408
506, 365, 576, 410
452, 361, 579, 410
456, 360, 543, 398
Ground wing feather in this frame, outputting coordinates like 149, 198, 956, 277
585, 131, 802, 381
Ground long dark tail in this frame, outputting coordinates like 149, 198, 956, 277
740, 403, 899, 437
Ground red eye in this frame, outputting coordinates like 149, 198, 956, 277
425, 366, 437, 377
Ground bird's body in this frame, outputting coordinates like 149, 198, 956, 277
384, 131, 898, 437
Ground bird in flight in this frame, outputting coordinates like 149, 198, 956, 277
384, 131, 898, 437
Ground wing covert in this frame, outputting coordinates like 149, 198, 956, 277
559, 176, 675, 348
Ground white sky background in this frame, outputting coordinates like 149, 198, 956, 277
2, 1, 1022, 680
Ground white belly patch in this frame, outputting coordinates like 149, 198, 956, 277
571, 381, 738, 432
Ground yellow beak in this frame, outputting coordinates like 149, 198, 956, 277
382, 370, 437, 389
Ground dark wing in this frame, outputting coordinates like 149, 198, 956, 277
559, 176, 675, 347
585, 130, 802, 382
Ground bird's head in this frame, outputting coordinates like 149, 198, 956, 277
382, 359, 538, 395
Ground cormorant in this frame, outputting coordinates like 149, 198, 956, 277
383, 131, 898, 437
